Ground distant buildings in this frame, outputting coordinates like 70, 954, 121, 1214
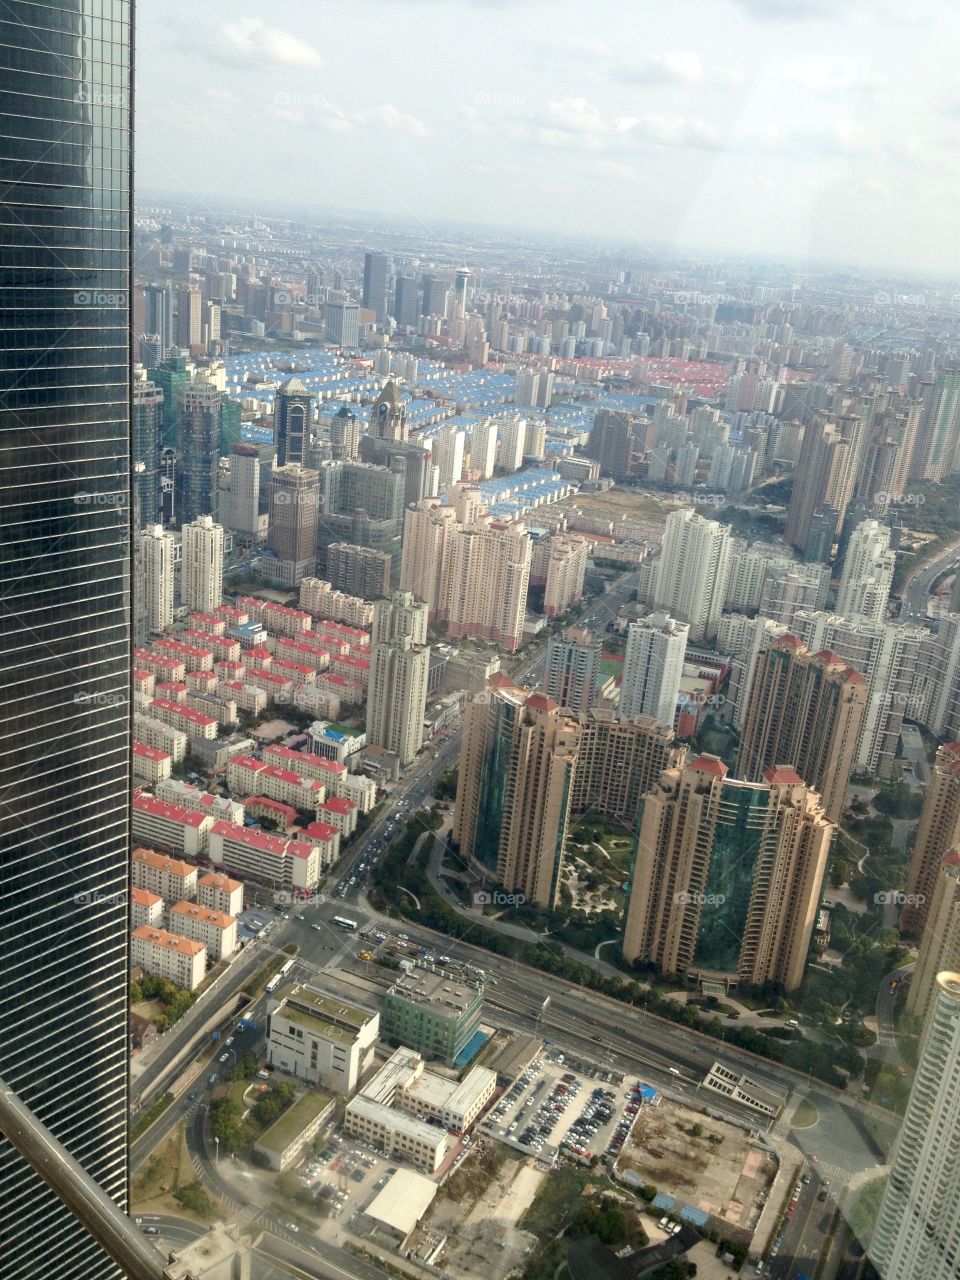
904, 744, 960, 936
267, 464, 320, 586
325, 300, 360, 348
622, 755, 834, 992
650, 508, 731, 644
367, 592, 430, 766
363, 250, 390, 324
872, 971, 960, 1280
836, 519, 895, 624
274, 376, 313, 467
785, 414, 862, 559
327, 542, 392, 600
176, 381, 222, 524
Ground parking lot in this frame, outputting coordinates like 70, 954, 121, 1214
296, 1131, 396, 1224
482, 1055, 653, 1164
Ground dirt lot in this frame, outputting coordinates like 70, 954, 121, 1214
618, 1101, 776, 1231
428, 1147, 541, 1280
131, 1126, 212, 1224
567, 489, 675, 522
251, 717, 297, 740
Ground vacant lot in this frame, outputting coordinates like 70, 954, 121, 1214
429, 1147, 541, 1280
618, 1101, 776, 1231
568, 489, 674, 522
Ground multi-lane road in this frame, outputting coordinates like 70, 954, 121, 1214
900, 534, 960, 620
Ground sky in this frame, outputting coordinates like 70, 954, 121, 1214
136, 0, 960, 276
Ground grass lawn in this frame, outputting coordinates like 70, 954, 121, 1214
791, 1099, 819, 1129
521, 1166, 608, 1238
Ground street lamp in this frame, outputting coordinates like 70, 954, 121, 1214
214, 1136, 220, 1166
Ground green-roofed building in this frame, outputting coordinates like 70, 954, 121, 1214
267, 983, 380, 1094
253, 1089, 334, 1171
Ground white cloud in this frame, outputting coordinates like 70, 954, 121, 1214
629, 113, 724, 150
358, 104, 434, 136
783, 55, 883, 95
615, 51, 706, 86
210, 17, 322, 69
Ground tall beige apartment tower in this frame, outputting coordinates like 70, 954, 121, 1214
871, 972, 960, 1280
139, 524, 175, 633
622, 756, 833, 992
366, 592, 430, 767
736, 634, 868, 822
454, 679, 579, 909
442, 514, 532, 653
904, 742, 960, 935
181, 514, 224, 615
906, 851, 960, 1023
399, 499, 459, 616
785, 413, 863, 559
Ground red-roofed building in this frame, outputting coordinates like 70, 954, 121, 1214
317, 795, 358, 838
182, 629, 241, 663
762, 766, 806, 786
275, 637, 332, 670
262, 602, 313, 638
150, 697, 218, 740
155, 680, 188, 702
132, 846, 198, 903
169, 900, 237, 961
133, 740, 173, 785
227, 755, 325, 810
133, 669, 156, 698
264, 743, 346, 784
154, 636, 215, 673
131, 886, 163, 929
186, 670, 217, 695
330, 654, 370, 690
216, 679, 267, 715
245, 669, 295, 701
197, 871, 244, 917
208, 821, 328, 890
131, 926, 206, 990
243, 796, 297, 832
216, 604, 249, 625
688, 753, 729, 778
272, 658, 317, 686
133, 793, 213, 858
299, 821, 341, 865
135, 649, 186, 682
189, 612, 226, 637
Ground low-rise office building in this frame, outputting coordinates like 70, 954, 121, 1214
344, 1096, 449, 1174
382, 965, 484, 1064
253, 1090, 334, 1172
267, 983, 380, 1095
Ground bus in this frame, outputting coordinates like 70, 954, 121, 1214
265, 956, 295, 995
333, 916, 359, 932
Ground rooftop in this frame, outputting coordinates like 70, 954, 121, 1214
363, 1169, 437, 1236
199, 871, 243, 892
133, 847, 197, 878
133, 793, 208, 828
256, 1089, 332, 1154
346, 1095, 447, 1148
132, 926, 205, 958
386, 966, 483, 1016
170, 900, 235, 929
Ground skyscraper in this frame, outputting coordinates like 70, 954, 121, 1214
619, 612, 688, 727
362, 250, 389, 324
836, 519, 895, 624
176, 284, 202, 350
139, 525, 176, 634
910, 371, 960, 483
871, 972, 960, 1280
0, 7, 133, 1274
904, 743, 960, 936
144, 282, 174, 356
393, 274, 419, 327
370, 380, 408, 442
175, 381, 221, 525
622, 758, 833, 992
421, 274, 449, 319
785, 414, 863, 559
366, 593, 431, 766
544, 628, 602, 715
226, 444, 262, 538
133, 370, 164, 528
651, 509, 731, 644
736, 635, 868, 822
181, 515, 225, 615
267, 464, 320, 587
586, 408, 639, 477
325, 301, 360, 348
274, 376, 313, 467
455, 682, 580, 909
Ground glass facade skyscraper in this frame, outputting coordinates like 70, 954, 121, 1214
0, 3, 133, 1276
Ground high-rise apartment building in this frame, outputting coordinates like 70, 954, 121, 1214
421, 274, 449, 319
442, 515, 532, 653
544, 628, 602, 715
454, 682, 579, 908
327, 543, 392, 600
139, 525, 176, 634
329, 406, 362, 461
176, 284, 202, 350
904, 744, 960, 936
274, 376, 313, 467
315, 458, 406, 578
651, 509, 731, 644
906, 852, 960, 1023
871, 972, 960, 1280
910, 371, 960, 482
469, 419, 499, 480
175, 381, 221, 525
268, 464, 320, 587
133, 371, 164, 528
586, 408, 638, 477
362, 250, 390, 324
785, 414, 863, 559
181, 515, 225, 615
400, 500, 460, 613
836, 519, 895, 624
791, 611, 926, 777
570, 710, 684, 827
619, 612, 688, 726
0, 10, 133, 1275
540, 535, 590, 618
622, 757, 833, 991
226, 444, 262, 538
366, 593, 430, 766
737, 635, 868, 822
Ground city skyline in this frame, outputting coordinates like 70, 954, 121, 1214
137, 0, 960, 273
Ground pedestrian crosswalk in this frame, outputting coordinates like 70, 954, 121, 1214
812, 1158, 850, 1183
